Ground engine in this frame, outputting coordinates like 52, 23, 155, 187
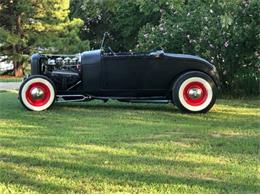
42, 55, 81, 91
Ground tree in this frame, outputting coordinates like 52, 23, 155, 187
70, 0, 161, 51
0, 0, 88, 77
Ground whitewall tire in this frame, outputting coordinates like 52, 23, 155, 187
172, 71, 217, 113
19, 76, 56, 111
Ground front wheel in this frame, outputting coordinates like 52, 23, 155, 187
172, 71, 217, 113
19, 75, 56, 111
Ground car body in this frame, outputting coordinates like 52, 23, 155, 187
19, 35, 220, 112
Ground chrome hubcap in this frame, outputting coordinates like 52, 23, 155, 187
31, 87, 45, 100
188, 88, 203, 99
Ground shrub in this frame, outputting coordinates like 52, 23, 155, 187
137, 0, 260, 96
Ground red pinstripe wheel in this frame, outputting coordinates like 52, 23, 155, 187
183, 81, 208, 106
25, 82, 51, 107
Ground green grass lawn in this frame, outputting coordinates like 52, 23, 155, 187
0, 91, 259, 193
0, 77, 23, 82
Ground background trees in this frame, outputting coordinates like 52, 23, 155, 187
0, 0, 89, 76
70, 0, 161, 51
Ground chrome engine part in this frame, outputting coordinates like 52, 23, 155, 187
43, 54, 81, 91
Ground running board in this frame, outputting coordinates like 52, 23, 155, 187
56, 95, 169, 104
118, 99, 169, 104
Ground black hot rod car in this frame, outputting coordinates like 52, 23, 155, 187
19, 34, 220, 113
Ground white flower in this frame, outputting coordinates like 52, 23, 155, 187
224, 41, 229, 48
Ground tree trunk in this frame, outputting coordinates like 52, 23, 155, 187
15, 68, 23, 77
13, 14, 24, 77
14, 62, 24, 77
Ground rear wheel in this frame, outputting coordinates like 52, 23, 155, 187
19, 75, 56, 111
172, 71, 217, 113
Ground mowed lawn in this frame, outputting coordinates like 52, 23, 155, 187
0, 77, 22, 82
0, 91, 259, 193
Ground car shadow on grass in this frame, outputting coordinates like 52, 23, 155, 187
54, 101, 179, 113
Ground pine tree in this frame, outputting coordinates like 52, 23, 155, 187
0, 0, 88, 77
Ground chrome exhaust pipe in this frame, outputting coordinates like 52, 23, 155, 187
56, 94, 91, 103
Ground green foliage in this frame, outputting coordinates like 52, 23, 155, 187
70, 0, 160, 50
0, 0, 89, 76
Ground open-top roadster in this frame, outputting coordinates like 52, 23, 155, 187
19, 33, 220, 113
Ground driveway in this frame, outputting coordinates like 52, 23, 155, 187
0, 82, 21, 90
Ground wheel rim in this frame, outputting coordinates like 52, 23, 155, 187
183, 81, 208, 106
25, 82, 51, 107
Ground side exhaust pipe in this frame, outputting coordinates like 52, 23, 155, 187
56, 95, 92, 103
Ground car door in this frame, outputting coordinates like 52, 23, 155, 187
101, 53, 169, 97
